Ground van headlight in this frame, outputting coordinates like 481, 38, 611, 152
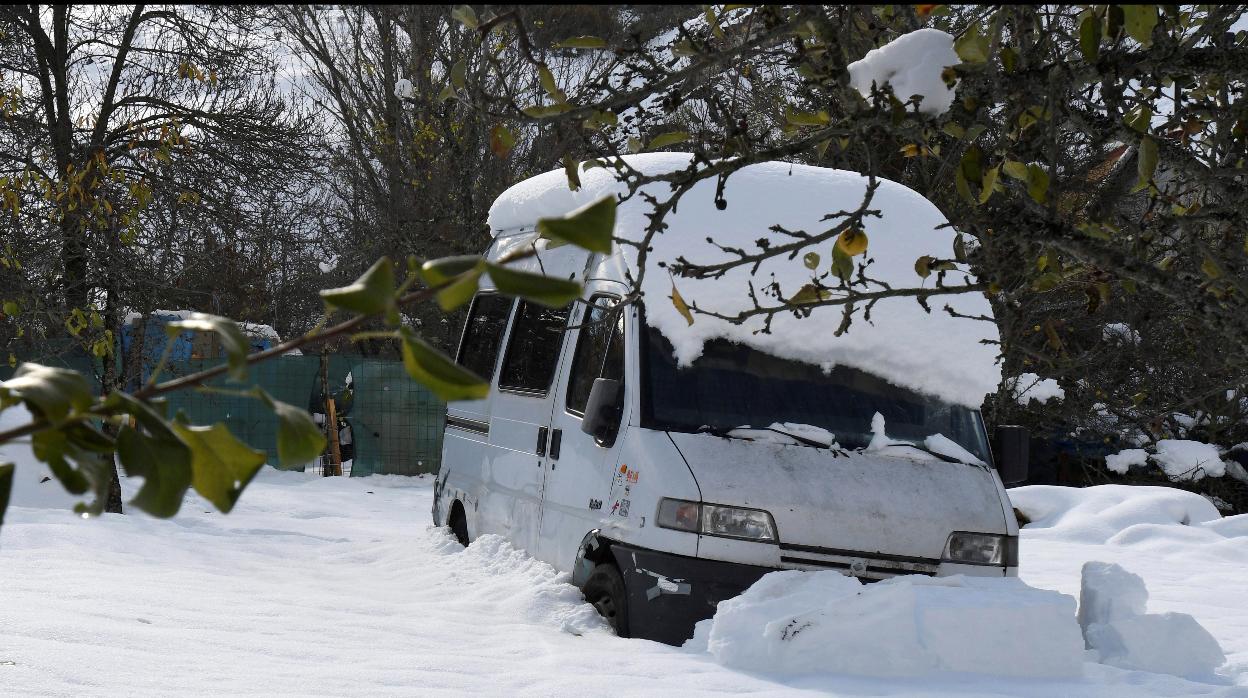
657, 498, 777, 542
942, 532, 1018, 566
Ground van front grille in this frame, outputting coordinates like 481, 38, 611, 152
777, 542, 939, 580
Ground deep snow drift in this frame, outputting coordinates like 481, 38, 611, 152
487, 153, 1000, 407
3, 453, 1246, 696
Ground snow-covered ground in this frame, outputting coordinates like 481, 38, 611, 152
2, 470, 1245, 697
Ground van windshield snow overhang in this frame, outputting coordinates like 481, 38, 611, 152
639, 323, 992, 465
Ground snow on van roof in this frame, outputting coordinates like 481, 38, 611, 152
487, 153, 1000, 407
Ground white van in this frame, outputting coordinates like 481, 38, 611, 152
432, 154, 1027, 645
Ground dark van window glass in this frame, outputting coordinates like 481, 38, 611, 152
498, 301, 571, 395
566, 297, 625, 415
456, 294, 513, 380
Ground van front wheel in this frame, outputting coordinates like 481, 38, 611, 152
583, 562, 630, 638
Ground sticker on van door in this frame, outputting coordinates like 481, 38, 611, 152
607, 464, 639, 519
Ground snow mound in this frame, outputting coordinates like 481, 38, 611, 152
1009, 372, 1065, 404
686, 570, 1084, 679
1009, 485, 1226, 545
445, 533, 607, 637
1079, 562, 1225, 677
1105, 448, 1149, 475
487, 153, 999, 407
847, 29, 959, 116
1153, 440, 1225, 481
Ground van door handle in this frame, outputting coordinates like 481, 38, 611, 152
549, 429, 562, 462
536, 426, 548, 458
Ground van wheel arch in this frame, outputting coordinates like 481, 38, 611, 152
448, 500, 470, 547
571, 529, 618, 588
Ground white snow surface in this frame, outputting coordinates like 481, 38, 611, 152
847, 29, 960, 116
0, 454, 1246, 694
1079, 562, 1226, 678
487, 153, 1000, 407
687, 571, 1085, 679
1153, 440, 1226, 481
726, 422, 839, 448
1009, 372, 1065, 405
1106, 448, 1150, 474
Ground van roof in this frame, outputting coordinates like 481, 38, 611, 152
485, 153, 999, 408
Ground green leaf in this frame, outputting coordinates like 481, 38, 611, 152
1200, 256, 1222, 279
174, 422, 266, 514
450, 59, 467, 90
1136, 136, 1158, 190
979, 165, 999, 204
785, 107, 830, 127
451, 5, 478, 29
166, 312, 250, 381
521, 103, 574, 118
535, 196, 616, 254
1079, 12, 1100, 61
538, 65, 565, 103
790, 284, 832, 305
1002, 160, 1029, 181
438, 84, 456, 103
399, 327, 489, 402
31, 427, 113, 516
555, 36, 608, 49
486, 263, 582, 308
1026, 164, 1050, 203
645, 131, 690, 151
563, 154, 581, 191
955, 22, 990, 63
1122, 5, 1157, 45
117, 425, 192, 518
0, 363, 93, 422
671, 283, 694, 326
803, 251, 820, 270
271, 399, 326, 468
0, 462, 12, 527
435, 268, 484, 312
320, 257, 396, 316
420, 255, 483, 286
831, 245, 854, 282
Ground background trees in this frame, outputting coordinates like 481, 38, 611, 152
2, 5, 1246, 513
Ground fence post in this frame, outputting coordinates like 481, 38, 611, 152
327, 397, 343, 476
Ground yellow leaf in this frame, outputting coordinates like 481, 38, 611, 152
671, 282, 694, 325
836, 228, 869, 257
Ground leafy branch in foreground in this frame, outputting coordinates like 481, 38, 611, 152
0, 198, 616, 528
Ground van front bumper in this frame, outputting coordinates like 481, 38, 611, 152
608, 542, 772, 646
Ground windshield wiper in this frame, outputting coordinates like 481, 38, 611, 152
873, 442, 965, 465
697, 425, 835, 449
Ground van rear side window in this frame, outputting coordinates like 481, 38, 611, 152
566, 296, 624, 415
498, 301, 570, 396
456, 294, 513, 381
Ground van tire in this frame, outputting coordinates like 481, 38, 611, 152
583, 562, 630, 638
448, 502, 470, 547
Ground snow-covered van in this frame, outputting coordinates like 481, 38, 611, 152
432, 154, 1027, 645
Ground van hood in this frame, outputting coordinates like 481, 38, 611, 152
668, 432, 1010, 560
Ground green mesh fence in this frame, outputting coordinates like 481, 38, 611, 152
1, 353, 446, 477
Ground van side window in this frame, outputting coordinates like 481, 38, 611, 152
566, 296, 625, 415
498, 300, 571, 396
456, 294, 514, 381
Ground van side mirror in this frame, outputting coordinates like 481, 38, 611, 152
581, 378, 623, 446
995, 425, 1030, 486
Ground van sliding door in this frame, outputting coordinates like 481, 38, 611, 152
483, 300, 572, 556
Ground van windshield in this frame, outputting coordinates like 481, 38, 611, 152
640, 325, 992, 464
